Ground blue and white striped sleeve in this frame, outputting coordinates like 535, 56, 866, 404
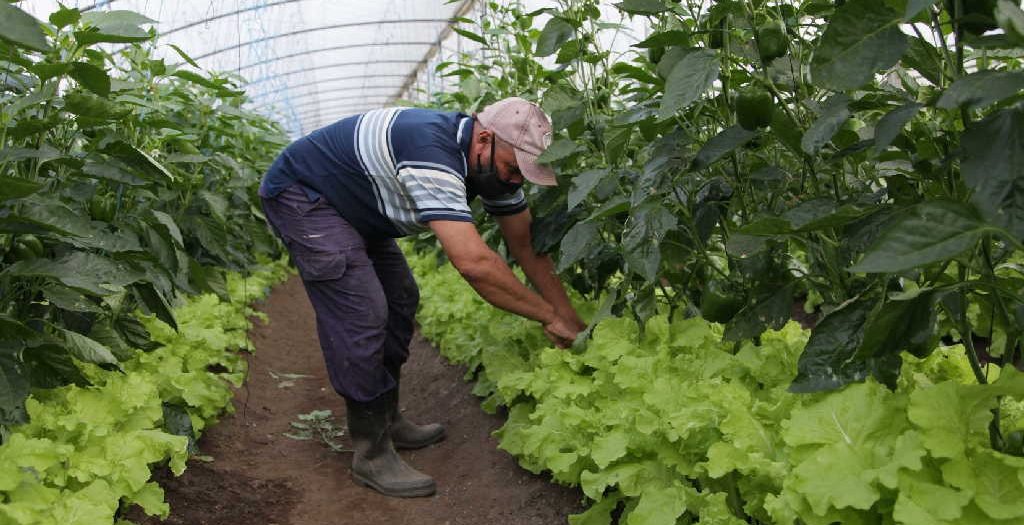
481, 189, 527, 216
396, 162, 474, 223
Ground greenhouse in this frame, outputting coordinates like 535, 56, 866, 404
2, 0, 1024, 523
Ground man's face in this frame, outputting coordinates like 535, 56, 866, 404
468, 130, 524, 198
490, 139, 524, 186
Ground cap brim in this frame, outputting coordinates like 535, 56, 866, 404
514, 148, 557, 186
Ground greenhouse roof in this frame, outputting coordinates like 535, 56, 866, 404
22, 0, 479, 136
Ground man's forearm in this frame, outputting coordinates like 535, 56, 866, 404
457, 250, 557, 324
512, 249, 579, 321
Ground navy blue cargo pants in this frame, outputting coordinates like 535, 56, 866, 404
261, 183, 418, 402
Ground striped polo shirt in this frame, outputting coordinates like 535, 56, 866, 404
258, 107, 527, 239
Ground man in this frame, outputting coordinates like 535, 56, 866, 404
258, 97, 585, 498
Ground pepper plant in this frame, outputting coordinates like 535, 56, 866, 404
0, 4, 286, 427
441, 0, 1024, 450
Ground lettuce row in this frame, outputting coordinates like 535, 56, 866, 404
0, 259, 290, 525
408, 249, 1024, 525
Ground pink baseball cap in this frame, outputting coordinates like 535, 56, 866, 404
476, 97, 558, 186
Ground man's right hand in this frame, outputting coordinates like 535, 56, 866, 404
543, 317, 580, 349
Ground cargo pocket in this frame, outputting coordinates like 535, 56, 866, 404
292, 248, 347, 281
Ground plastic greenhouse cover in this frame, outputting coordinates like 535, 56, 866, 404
21, 0, 650, 137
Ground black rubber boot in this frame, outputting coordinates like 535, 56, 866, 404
388, 384, 446, 450
384, 365, 446, 450
345, 392, 436, 498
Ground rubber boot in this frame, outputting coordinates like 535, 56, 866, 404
388, 383, 446, 450
386, 366, 445, 449
345, 392, 436, 498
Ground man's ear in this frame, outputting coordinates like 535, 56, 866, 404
477, 128, 493, 144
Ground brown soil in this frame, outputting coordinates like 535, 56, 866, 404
126, 276, 583, 525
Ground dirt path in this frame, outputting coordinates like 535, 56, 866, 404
129, 276, 583, 525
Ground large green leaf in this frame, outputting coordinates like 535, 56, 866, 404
69, 62, 111, 98
873, 102, 922, 154
3, 252, 146, 296
133, 283, 178, 331
0, 345, 29, 425
55, 327, 119, 366
102, 140, 175, 181
568, 169, 608, 211
790, 297, 901, 392
937, 71, 1024, 111
536, 17, 575, 57
75, 10, 155, 46
0, 2, 50, 52
80, 159, 148, 186
537, 138, 583, 164
615, 0, 670, 15
857, 290, 939, 361
622, 203, 676, 282
0, 175, 43, 202
723, 283, 794, 342
659, 49, 719, 120
691, 126, 756, 170
904, 0, 940, 19
960, 105, 1024, 240
558, 222, 602, 272
801, 95, 850, 154
810, 0, 908, 91
850, 201, 997, 273
0, 196, 94, 237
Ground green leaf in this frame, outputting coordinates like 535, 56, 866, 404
55, 327, 119, 365
537, 138, 583, 164
783, 381, 925, 513
622, 203, 676, 282
102, 140, 175, 181
960, 105, 1024, 240
75, 10, 155, 45
997, 0, 1024, 44
0, 175, 43, 202
857, 290, 939, 361
171, 70, 243, 97
559, 222, 602, 272
850, 201, 996, 273
168, 44, 200, 69
42, 284, 103, 313
0, 2, 50, 52
633, 29, 689, 48
0, 195, 95, 237
905, 0, 940, 20
49, 6, 81, 29
903, 36, 943, 86
790, 297, 902, 392
536, 17, 575, 57
0, 347, 29, 425
937, 71, 1024, 111
873, 102, 922, 154
801, 95, 850, 154
134, 282, 178, 331
724, 283, 794, 342
569, 169, 609, 211
3, 251, 146, 296
69, 62, 111, 97
615, 0, 670, 15
80, 159, 148, 186
659, 49, 719, 120
31, 62, 72, 83
453, 27, 488, 47
810, 0, 908, 91
691, 126, 757, 170
151, 210, 184, 246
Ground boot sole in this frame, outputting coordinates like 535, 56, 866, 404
393, 429, 447, 450
352, 473, 436, 498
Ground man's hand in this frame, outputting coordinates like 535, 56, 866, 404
556, 308, 587, 333
543, 316, 580, 349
